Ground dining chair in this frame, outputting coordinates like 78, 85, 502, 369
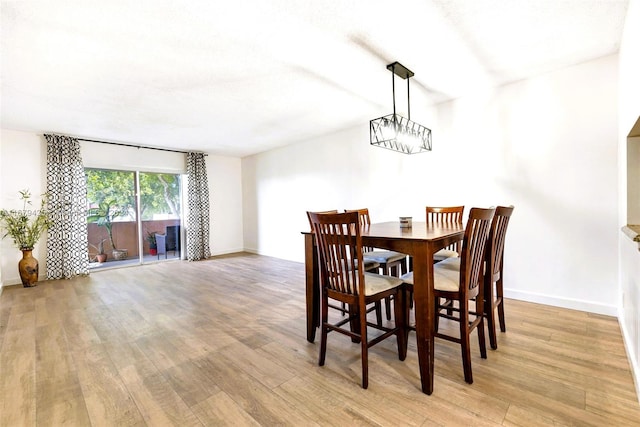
166, 225, 180, 257
483, 205, 514, 350
427, 206, 465, 262
346, 208, 408, 321
425, 205, 515, 350
401, 207, 495, 384
155, 233, 167, 259
306, 210, 383, 323
308, 211, 407, 389
405, 205, 465, 307
307, 210, 380, 271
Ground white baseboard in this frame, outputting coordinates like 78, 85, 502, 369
504, 288, 618, 317
210, 247, 247, 257
1, 274, 47, 288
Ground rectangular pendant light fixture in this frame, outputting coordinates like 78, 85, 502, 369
370, 62, 432, 154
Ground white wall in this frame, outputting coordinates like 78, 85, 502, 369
81, 140, 186, 172
449, 55, 619, 313
206, 154, 244, 255
242, 54, 619, 316
618, 0, 640, 402
0, 129, 244, 288
0, 128, 3, 288
0, 129, 48, 288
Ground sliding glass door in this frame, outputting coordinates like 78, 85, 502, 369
139, 172, 181, 261
86, 168, 182, 269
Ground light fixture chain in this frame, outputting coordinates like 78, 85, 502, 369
391, 63, 396, 118
407, 75, 411, 120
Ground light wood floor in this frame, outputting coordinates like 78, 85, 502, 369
1, 253, 638, 426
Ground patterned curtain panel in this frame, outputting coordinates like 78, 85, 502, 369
44, 134, 89, 279
186, 152, 211, 261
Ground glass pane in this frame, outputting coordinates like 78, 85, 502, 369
139, 172, 181, 261
86, 168, 139, 268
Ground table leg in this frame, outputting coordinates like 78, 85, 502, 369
412, 245, 435, 394
304, 233, 319, 342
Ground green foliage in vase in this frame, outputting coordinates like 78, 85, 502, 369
145, 230, 158, 247
89, 238, 107, 255
0, 189, 50, 250
86, 200, 124, 250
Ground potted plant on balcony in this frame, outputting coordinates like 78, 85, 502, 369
146, 231, 158, 256
87, 200, 128, 260
90, 238, 108, 263
0, 189, 50, 287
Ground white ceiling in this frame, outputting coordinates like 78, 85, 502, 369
1, 0, 629, 157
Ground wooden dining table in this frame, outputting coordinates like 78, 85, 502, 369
303, 221, 465, 395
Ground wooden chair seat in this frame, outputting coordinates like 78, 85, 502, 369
363, 250, 407, 265
433, 248, 459, 263
360, 272, 404, 295
402, 258, 460, 292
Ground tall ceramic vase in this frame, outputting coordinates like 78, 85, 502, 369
18, 249, 39, 287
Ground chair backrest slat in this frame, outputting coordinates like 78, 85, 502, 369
426, 206, 464, 225
345, 208, 372, 251
459, 207, 495, 299
426, 206, 465, 254
488, 206, 515, 277
308, 211, 364, 298
306, 209, 338, 232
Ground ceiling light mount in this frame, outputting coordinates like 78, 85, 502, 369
370, 61, 432, 154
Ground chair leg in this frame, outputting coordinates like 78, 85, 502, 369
401, 256, 413, 309
374, 301, 383, 327
349, 304, 361, 343
403, 284, 412, 343
484, 279, 498, 350
476, 302, 487, 359
497, 299, 506, 332
365, 264, 385, 325
486, 297, 498, 350
394, 288, 408, 361
460, 302, 473, 384
385, 263, 404, 321
318, 297, 329, 367
497, 276, 506, 332
382, 264, 393, 321
360, 306, 369, 389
